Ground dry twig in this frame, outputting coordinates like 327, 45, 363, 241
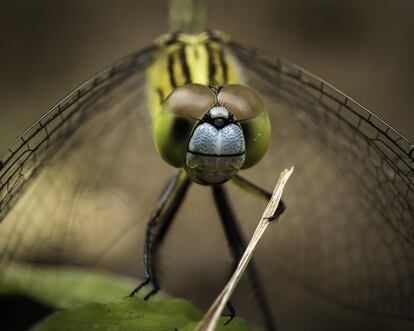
196, 167, 294, 331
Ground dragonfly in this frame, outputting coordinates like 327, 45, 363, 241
0, 1, 413, 330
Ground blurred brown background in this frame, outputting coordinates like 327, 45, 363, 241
0, 0, 412, 153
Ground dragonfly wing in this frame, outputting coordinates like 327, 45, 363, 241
0, 45, 180, 276
1, 38, 413, 330
228, 40, 414, 321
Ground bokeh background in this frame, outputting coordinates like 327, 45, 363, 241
0, 1, 413, 331
0, 0, 412, 152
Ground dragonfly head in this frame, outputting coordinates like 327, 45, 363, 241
153, 84, 271, 185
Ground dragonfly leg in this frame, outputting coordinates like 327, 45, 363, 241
129, 171, 191, 299
211, 185, 278, 331
151, 176, 192, 251
231, 174, 286, 220
223, 301, 236, 325
144, 174, 191, 300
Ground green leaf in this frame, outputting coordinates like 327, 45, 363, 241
1, 264, 255, 330
31, 296, 254, 331
0, 263, 158, 309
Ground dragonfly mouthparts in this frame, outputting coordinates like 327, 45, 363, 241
185, 152, 245, 184
185, 120, 246, 184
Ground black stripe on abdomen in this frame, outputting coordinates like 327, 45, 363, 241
167, 53, 177, 89
178, 45, 192, 84
218, 47, 228, 84
205, 43, 217, 86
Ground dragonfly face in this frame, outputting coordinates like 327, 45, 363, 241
148, 32, 272, 184
153, 83, 271, 184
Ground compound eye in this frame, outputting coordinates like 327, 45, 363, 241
217, 84, 266, 120
154, 84, 216, 168
239, 114, 271, 169
218, 84, 271, 169
163, 83, 216, 120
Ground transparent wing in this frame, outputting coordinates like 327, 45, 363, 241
0, 45, 155, 221
1, 38, 413, 331
227, 40, 414, 325
0, 45, 175, 274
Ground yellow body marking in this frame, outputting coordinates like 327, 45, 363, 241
147, 32, 242, 122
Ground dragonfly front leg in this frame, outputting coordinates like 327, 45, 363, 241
232, 174, 286, 220
129, 170, 191, 299
212, 185, 278, 331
